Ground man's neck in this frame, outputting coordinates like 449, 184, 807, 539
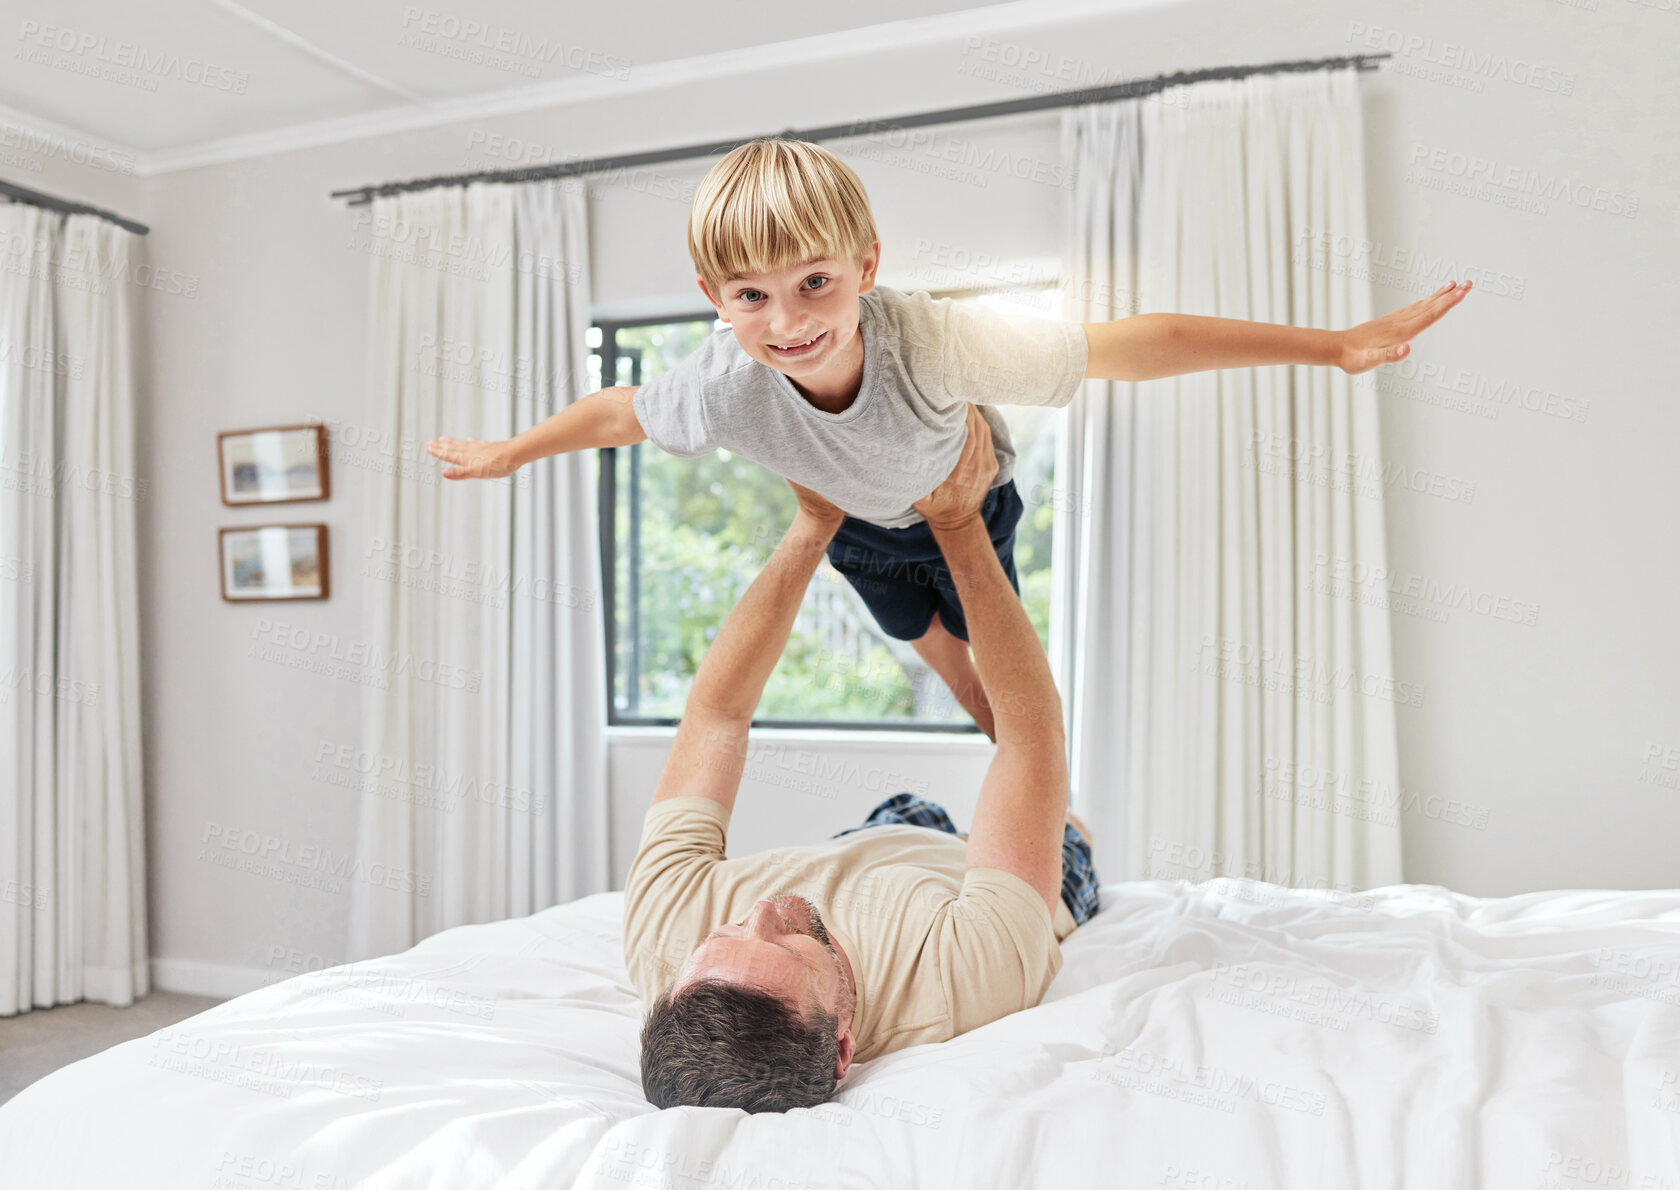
828, 922, 860, 1014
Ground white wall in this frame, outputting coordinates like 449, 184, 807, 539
1349, 3, 1678, 894
10, 0, 1674, 990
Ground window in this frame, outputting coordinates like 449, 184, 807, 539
590, 287, 1067, 730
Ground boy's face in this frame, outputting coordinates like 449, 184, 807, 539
697, 240, 880, 380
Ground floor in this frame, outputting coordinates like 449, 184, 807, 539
0, 991, 223, 1105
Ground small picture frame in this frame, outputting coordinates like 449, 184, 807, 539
218, 423, 329, 506
219, 524, 329, 602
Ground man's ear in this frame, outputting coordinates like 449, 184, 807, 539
834, 1027, 855, 1081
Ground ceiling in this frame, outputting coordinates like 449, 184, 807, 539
0, 0, 1136, 174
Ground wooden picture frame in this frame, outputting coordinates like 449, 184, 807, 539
219, 524, 330, 602
217, 423, 329, 506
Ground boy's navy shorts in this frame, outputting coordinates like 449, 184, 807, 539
831, 792, 1101, 926
824, 479, 1024, 643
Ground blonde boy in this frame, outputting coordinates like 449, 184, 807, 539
427, 138, 1469, 738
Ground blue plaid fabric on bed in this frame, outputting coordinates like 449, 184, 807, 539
831, 791, 1100, 925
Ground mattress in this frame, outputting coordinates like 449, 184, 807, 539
2, 879, 1677, 1189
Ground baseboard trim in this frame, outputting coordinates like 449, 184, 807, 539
150, 958, 274, 1000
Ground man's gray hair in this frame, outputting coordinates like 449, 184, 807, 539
639, 978, 840, 1112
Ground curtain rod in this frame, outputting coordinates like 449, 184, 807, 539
0, 177, 149, 236
331, 51, 1389, 206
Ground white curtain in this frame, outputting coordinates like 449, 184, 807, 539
1053, 68, 1403, 894
508, 183, 610, 914
0, 206, 147, 1015
348, 180, 608, 959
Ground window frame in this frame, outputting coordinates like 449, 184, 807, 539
593, 286, 1059, 733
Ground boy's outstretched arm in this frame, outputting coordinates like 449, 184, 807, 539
426, 385, 647, 479
1081, 278, 1472, 382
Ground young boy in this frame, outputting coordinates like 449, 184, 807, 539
426, 138, 1469, 739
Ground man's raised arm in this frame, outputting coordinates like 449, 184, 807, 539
648, 485, 847, 815
913, 406, 1068, 919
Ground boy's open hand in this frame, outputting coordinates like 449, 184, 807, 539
1337, 279, 1471, 375
913, 404, 998, 532
426, 436, 518, 480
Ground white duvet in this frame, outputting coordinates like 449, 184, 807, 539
2, 879, 1678, 1190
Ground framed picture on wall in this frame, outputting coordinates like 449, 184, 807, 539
217, 423, 329, 505
219, 524, 329, 602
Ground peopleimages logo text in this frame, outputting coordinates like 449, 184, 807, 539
16, 20, 250, 92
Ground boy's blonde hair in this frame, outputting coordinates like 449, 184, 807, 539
688, 138, 878, 301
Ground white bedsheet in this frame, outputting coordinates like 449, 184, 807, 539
2, 879, 1678, 1190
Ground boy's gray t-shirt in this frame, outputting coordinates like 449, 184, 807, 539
629, 285, 1090, 529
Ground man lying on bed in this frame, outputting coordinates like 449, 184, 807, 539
623, 404, 1100, 1113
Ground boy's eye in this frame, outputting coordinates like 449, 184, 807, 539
737, 276, 828, 303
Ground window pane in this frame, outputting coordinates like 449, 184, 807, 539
605, 288, 1063, 726
972, 288, 1066, 652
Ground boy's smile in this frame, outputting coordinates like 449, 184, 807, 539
698, 240, 882, 414
767, 331, 828, 358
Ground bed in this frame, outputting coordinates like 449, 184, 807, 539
2, 878, 1677, 1189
